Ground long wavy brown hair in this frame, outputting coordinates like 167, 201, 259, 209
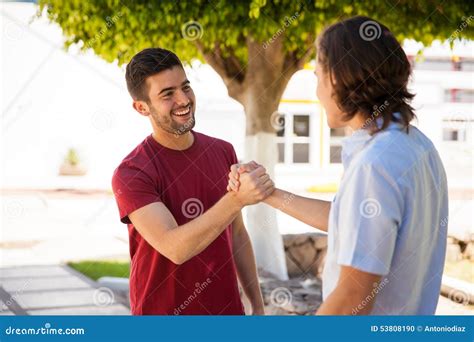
317, 16, 416, 133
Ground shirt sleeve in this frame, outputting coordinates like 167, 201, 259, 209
111, 165, 162, 224
335, 163, 403, 275
228, 144, 239, 166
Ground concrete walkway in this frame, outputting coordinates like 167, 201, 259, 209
0, 265, 129, 315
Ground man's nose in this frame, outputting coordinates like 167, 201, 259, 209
175, 90, 190, 106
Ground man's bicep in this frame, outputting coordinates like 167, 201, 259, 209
337, 164, 402, 275
338, 265, 382, 289
128, 202, 178, 255
338, 265, 382, 312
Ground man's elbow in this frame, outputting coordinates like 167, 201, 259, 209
165, 249, 192, 265
149, 242, 187, 265
163, 251, 186, 265
150, 234, 189, 265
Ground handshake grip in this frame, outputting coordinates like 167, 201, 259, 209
227, 161, 275, 206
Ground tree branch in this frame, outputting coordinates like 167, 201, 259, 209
195, 41, 245, 102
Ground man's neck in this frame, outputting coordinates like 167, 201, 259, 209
348, 112, 368, 131
152, 128, 194, 151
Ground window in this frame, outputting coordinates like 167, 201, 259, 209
329, 145, 342, 163
293, 143, 309, 163
444, 89, 474, 103
414, 58, 452, 71
277, 142, 285, 163
276, 114, 311, 164
413, 57, 474, 72
461, 60, 474, 71
329, 127, 351, 164
442, 117, 470, 142
443, 128, 466, 141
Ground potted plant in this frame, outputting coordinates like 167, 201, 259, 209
59, 148, 87, 176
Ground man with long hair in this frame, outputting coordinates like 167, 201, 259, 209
229, 16, 448, 315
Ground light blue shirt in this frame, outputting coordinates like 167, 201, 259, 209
322, 119, 448, 315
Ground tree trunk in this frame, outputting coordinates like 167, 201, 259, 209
244, 132, 288, 280
197, 36, 310, 280
237, 36, 300, 280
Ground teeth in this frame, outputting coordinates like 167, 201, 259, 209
173, 106, 190, 116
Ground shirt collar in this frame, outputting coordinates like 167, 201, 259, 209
341, 113, 404, 169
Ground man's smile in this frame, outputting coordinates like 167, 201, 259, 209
172, 104, 192, 117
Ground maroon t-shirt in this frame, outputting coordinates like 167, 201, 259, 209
111, 131, 244, 315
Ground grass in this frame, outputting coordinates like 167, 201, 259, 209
69, 258, 473, 286
68, 260, 130, 281
443, 259, 474, 283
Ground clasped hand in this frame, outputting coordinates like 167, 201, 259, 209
226, 161, 275, 206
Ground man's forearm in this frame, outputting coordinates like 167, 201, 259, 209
264, 188, 331, 232
316, 285, 375, 315
170, 192, 243, 263
233, 227, 264, 313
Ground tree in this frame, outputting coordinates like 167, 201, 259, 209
38, 0, 474, 279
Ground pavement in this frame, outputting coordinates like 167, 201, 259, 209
0, 265, 129, 315
0, 264, 472, 316
0, 190, 472, 316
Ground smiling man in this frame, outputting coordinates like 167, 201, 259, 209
111, 48, 272, 315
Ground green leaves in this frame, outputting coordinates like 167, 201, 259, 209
37, 0, 474, 67
249, 0, 267, 19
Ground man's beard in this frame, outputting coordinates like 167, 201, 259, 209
149, 104, 196, 136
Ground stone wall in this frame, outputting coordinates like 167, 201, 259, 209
257, 233, 328, 315
283, 233, 327, 278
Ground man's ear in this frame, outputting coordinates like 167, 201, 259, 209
132, 100, 150, 117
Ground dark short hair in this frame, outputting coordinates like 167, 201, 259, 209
125, 48, 183, 101
317, 16, 415, 133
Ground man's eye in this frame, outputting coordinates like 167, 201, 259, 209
183, 85, 191, 91
163, 92, 173, 98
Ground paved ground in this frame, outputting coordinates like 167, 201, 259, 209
0, 191, 471, 315
0, 264, 471, 316
0, 265, 129, 315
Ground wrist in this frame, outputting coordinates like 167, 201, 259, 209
225, 191, 245, 211
251, 302, 265, 315
263, 188, 281, 207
